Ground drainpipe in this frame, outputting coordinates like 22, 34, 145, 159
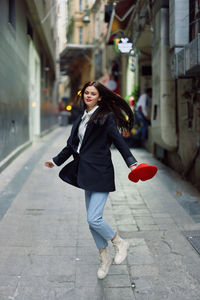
152, 2, 177, 151
175, 78, 179, 147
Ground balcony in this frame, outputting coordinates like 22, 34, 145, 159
175, 34, 200, 78
59, 44, 95, 75
185, 36, 200, 74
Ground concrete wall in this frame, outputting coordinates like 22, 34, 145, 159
166, 77, 200, 189
166, 0, 200, 189
0, 0, 58, 164
0, 0, 29, 161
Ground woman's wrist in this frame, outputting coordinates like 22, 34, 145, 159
129, 162, 138, 168
129, 162, 138, 171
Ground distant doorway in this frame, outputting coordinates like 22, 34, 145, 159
28, 40, 41, 140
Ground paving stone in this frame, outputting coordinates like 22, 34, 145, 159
22, 255, 76, 277
128, 204, 147, 210
114, 214, 132, 222
60, 286, 104, 300
0, 246, 31, 256
116, 217, 136, 225
126, 238, 146, 247
113, 209, 132, 215
109, 264, 129, 275
77, 246, 99, 258
0, 275, 19, 297
0, 255, 30, 276
102, 274, 131, 287
75, 264, 99, 287
14, 282, 75, 300
137, 224, 160, 231
131, 209, 152, 216
104, 287, 135, 300
127, 245, 154, 266
133, 277, 153, 294
153, 217, 175, 224
112, 205, 130, 210
130, 265, 159, 277
151, 213, 171, 218
118, 224, 139, 232
135, 216, 156, 225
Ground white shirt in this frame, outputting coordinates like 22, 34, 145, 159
136, 93, 151, 117
77, 106, 99, 153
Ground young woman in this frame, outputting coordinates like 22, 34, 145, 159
45, 81, 138, 279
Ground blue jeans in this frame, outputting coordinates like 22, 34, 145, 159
85, 191, 115, 250
135, 110, 150, 140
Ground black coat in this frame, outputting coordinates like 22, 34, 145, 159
53, 110, 137, 192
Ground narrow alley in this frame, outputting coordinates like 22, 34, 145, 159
0, 126, 200, 300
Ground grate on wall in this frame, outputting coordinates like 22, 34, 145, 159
182, 230, 200, 256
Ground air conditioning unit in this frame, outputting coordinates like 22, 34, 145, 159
173, 34, 200, 78
176, 48, 185, 77
185, 34, 200, 74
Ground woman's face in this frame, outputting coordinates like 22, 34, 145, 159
83, 86, 100, 111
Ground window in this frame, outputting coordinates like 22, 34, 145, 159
104, 5, 113, 23
79, 27, 83, 44
8, 0, 16, 29
94, 51, 103, 79
189, 0, 200, 41
79, 0, 83, 12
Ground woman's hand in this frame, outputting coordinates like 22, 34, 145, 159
45, 161, 54, 168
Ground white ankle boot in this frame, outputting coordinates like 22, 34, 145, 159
112, 233, 129, 264
97, 248, 112, 279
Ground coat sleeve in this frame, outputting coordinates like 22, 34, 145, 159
107, 113, 137, 167
52, 143, 72, 166
52, 130, 74, 166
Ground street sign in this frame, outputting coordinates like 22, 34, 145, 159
117, 38, 133, 54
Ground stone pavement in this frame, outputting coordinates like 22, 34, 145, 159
0, 126, 200, 300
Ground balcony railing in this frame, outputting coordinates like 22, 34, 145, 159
175, 34, 200, 78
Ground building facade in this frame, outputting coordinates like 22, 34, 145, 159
0, 0, 59, 170
60, 0, 110, 104
60, 0, 95, 102
110, 0, 200, 189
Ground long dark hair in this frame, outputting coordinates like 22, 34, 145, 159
77, 81, 134, 130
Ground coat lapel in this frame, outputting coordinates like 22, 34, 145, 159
69, 115, 82, 147
72, 115, 82, 135
80, 121, 94, 149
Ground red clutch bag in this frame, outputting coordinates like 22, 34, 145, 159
128, 163, 158, 183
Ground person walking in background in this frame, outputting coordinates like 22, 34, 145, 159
45, 81, 138, 279
135, 88, 152, 140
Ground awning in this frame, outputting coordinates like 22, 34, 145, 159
59, 44, 95, 74
106, 0, 136, 43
